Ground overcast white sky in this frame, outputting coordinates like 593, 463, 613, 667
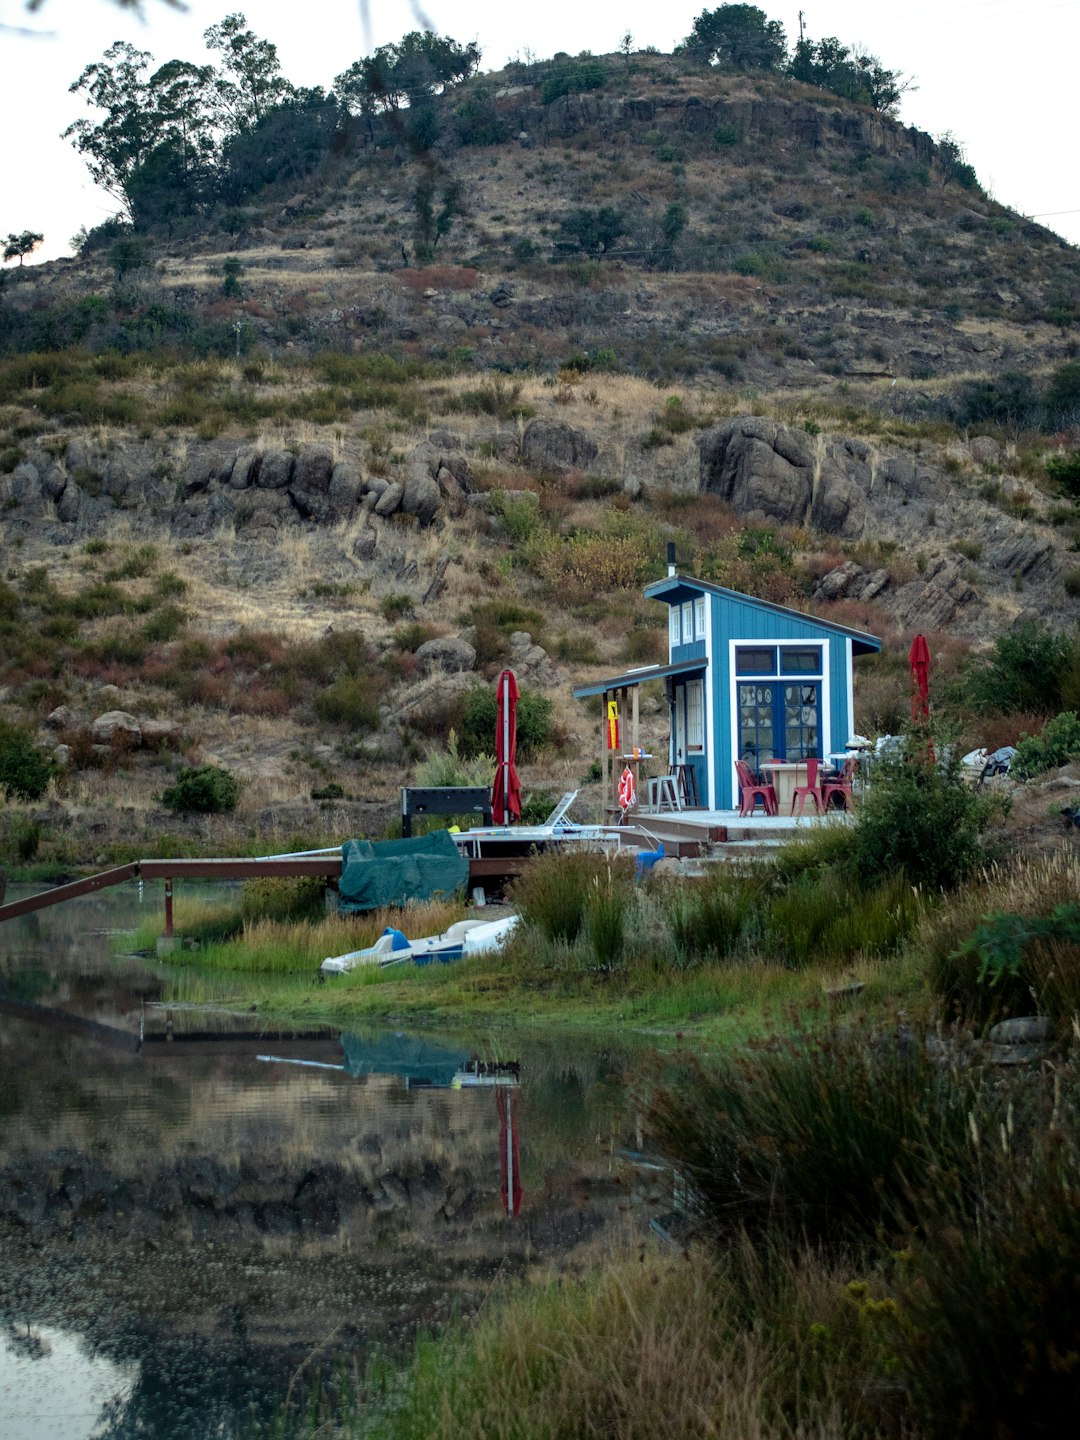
3, 0, 1079, 264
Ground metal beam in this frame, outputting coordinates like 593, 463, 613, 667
138, 857, 343, 880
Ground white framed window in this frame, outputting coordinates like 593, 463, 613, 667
681, 601, 693, 641
669, 607, 681, 646
687, 679, 705, 752
694, 595, 706, 638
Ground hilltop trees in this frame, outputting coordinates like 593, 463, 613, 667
681, 6, 910, 117
683, 6, 787, 71
64, 16, 483, 224
335, 31, 480, 152
789, 35, 912, 118
202, 12, 293, 134
3, 231, 44, 266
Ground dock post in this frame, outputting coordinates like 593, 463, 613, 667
164, 877, 173, 937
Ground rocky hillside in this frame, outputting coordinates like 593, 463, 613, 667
1, 50, 1079, 854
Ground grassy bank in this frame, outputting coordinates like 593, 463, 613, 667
351, 1020, 1080, 1440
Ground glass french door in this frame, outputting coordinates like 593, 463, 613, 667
739, 681, 820, 765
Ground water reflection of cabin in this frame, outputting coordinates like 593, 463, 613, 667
573, 568, 881, 814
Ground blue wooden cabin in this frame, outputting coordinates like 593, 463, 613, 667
573, 562, 881, 813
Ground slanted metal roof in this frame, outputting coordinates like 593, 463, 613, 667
572, 656, 707, 700
643, 574, 882, 654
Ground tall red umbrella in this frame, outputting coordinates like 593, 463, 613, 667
909, 634, 931, 722
491, 668, 521, 825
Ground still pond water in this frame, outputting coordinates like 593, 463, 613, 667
0, 884, 666, 1438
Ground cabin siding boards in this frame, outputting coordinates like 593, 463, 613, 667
650, 576, 879, 811
573, 575, 879, 813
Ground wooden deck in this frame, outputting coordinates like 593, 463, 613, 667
621, 808, 852, 856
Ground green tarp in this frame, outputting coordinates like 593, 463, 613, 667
338, 829, 469, 913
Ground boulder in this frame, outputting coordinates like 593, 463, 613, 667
289, 445, 334, 519
235, 489, 291, 531
56, 483, 83, 523
509, 631, 563, 689
52, 744, 71, 767
402, 469, 441, 525
989, 1016, 1053, 1044
8, 462, 42, 504
401, 444, 442, 525
41, 464, 68, 502
328, 460, 362, 515
374, 482, 404, 517
698, 418, 815, 527
362, 476, 389, 498
230, 448, 260, 489
256, 450, 294, 490
102, 452, 138, 506
415, 637, 477, 673
45, 705, 76, 731
352, 525, 377, 561
521, 418, 598, 474
91, 711, 142, 745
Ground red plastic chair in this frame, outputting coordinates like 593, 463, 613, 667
821, 755, 857, 811
736, 760, 777, 817
791, 757, 822, 815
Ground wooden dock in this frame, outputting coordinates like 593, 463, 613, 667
0, 852, 530, 934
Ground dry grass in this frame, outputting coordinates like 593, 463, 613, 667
377, 1243, 877, 1440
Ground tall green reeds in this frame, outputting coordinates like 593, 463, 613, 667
649, 1024, 976, 1246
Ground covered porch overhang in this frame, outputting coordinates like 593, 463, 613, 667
573, 658, 709, 817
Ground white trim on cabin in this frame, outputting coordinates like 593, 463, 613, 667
705, 592, 716, 808
845, 637, 854, 749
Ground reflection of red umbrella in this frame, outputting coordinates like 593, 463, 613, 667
909, 634, 931, 722
491, 668, 521, 824
497, 1086, 522, 1217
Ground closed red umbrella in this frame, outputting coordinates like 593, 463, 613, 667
491, 668, 521, 825
909, 634, 931, 722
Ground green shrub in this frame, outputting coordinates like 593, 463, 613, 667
649, 1025, 974, 1247
923, 856, 1080, 1024
541, 60, 605, 104
851, 735, 994, 890
1010, 710, 1080, 778
379, 593, 413, 622
713, 121, 742, 145
584, 861, 632, 968
313, 675, 382, 729
414, 729, 494, 788
0, 725, 54, 800
1045, 451, 1080, 498
461, 683, 554, 761
491, 489, 541, 544
161, 765, 240, 814
964, 621, 1074, 715
513, 851, 606, 944
898, 1094, 1080, 1440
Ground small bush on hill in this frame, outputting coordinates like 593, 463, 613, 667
161, 765, 240, 814
851, 733, 995, 890
460, 684, 554, 761
1010, 710, 1080, 779
963, 620, 1074, 716
313, 675, 382, 729
0, 724, 54, 800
